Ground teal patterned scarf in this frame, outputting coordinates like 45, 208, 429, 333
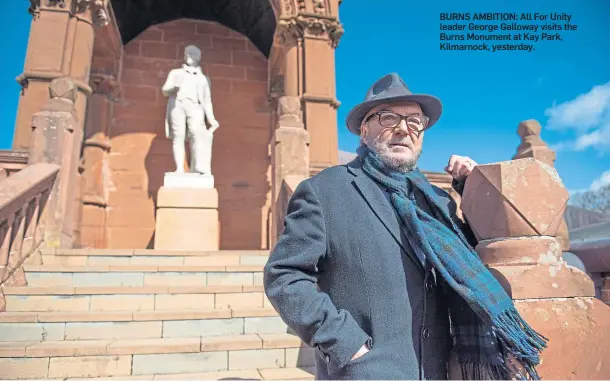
358, 146, 547, 380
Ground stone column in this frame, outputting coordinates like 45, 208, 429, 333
460, 158, 610, 379
269, 96, 310, 245
28, 78, 81, 248
272, 0, 344, 176
13, 0, 111, 150
79, 73, 118, 247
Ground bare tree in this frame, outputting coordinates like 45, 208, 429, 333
570, 184, 610, 215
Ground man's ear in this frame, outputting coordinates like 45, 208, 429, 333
360, 125, 368, 141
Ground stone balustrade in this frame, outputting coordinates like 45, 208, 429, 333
0, 163, 60, 295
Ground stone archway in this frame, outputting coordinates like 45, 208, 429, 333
111, 0, 277, 57
80, 0, 279, 249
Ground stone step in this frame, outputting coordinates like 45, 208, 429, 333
40, 248, 270, 267
24, 264, 265, 287
23, 367, 316, 380
0, 307, 287, 342
0, 334, 315, 379
3, 285, 271, 312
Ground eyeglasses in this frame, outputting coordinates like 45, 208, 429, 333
364, 111, 430, 132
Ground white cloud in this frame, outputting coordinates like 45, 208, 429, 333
544, 82, 610, 154
590, 170, 610, 192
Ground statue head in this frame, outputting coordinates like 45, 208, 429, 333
184, 45, 202, 66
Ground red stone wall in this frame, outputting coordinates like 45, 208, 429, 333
107, 19, 272, 249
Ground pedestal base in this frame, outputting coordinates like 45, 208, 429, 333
153, 186, 219, 251
164, 172, 214, 189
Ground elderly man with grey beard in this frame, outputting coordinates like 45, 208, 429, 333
263, 73, 547, 380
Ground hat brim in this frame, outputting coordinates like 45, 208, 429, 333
345, 94, 443, 136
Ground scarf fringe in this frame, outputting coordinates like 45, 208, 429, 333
460, 362, 511, 380
491, 308, 548, 380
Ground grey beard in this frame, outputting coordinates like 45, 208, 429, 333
371, 141, 421, 173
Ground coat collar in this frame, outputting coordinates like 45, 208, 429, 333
346, 156, 425, 272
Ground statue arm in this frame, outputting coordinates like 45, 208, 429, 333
161, 70, 176, 96
201, 77, 219, 129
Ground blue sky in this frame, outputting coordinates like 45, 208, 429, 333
2, 0, 609, 193
336, 0, 610, 193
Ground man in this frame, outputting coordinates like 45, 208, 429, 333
263, 73, 547, 380
162, 45, 219, 174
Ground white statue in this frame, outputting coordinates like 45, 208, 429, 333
162, 45, 219, 175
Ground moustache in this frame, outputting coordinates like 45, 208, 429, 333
387, 141, 413, 149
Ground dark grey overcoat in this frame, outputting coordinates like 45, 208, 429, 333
263, 156, 476, 380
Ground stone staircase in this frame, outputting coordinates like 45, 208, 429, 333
0, 249, 315, 380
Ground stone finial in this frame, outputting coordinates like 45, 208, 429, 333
460, 158, 569, 240
49, 77, 77, 103
277, 96, 302, 124
513, 119, 556, 166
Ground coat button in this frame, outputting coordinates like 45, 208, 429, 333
325, 354, 330, 363
422, 328, 430, 339
425, 279, 434, 291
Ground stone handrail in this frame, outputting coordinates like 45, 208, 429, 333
0, 163, 60, 287
0, 150, 29, 180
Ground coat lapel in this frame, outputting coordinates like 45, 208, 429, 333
347, 160, 425, 273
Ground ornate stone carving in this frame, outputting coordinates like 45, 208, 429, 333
278, 96, 301, 124
28, 0, 109, 26
312, 0, 327, 15
89, 73, 120, 100
282, 0, 296, 17
49, 77, 77, 103
77, 0, 110, 26
295, 15, 344, 48
276, 19, 304, 46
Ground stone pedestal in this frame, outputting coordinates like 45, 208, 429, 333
459, 158, 610, 379
153, 173, 219, 251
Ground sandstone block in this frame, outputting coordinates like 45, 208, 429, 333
48, 355, 131, 378
461, 158, 568, 240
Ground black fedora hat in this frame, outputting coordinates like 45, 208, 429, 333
345, 73, 443, 136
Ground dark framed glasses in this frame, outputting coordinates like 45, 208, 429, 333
364, 111, 430, 132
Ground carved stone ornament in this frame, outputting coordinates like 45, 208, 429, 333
295, 15, 344, 47
29, 0, 109, 26
282, 0, 296, 17
275, 19, 304, 46
278, 96, 302, 124
90, 73, 120, 100
77, 0, 110, 27
312, 0, 327, 15
49, 77, 77, 103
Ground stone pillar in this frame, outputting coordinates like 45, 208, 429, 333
460, 158, 610, 379
28, 78, 81, 248
13, 0, 111, 150
272, 0, 344, 176
512, 119, 571, 252
79, 73, 118, 247
269, 96, 310, 245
